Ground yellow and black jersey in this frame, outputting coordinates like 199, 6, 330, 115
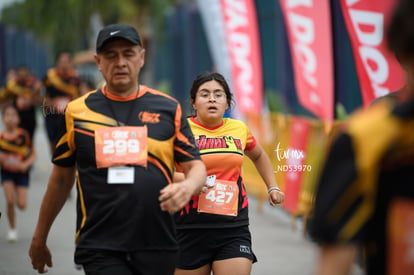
175, 116, 256, 229
310, 98, 414, 275
53, 85, 200, 251
5, 77, 38, 138
44, 68, 81, 99
0, 128, 32, 173
5, 77, 37, 98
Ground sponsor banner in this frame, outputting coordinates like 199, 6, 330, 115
339, 0, 404, 106
279, 0, 334, 120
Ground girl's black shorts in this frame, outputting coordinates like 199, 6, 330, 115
176, 225, 257, 270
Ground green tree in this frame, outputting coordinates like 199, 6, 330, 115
0, 0, 186, 55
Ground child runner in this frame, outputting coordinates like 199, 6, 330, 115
0, 104, 36, 242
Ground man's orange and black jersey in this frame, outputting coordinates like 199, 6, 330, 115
53, 85, 200, 252
175, 117, 256, 229
0, 128, 32, 173
44, 68, 80, 99
309, 98, 414, 275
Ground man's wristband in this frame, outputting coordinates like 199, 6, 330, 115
268, 187, 281, 194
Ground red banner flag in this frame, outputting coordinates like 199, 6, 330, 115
279, 0, 334, 121
220, 0, 263, 116
339, 0, 405, 106
279, 117, 311, 214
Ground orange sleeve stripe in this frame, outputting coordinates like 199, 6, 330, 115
174, 105, 195, 148
174, 146, 194, 158
74, 128, 95, 137
176, 131, 196, 148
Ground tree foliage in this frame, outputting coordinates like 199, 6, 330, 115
0, 0, 185, 55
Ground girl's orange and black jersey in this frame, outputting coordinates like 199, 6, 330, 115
0, 128, 32, 174
310, 98, 414, 275
175, 116, 256, 229
53, 85, 200, 252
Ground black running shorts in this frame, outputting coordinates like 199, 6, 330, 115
176, 225, 257, 270
75, 248, 178, 275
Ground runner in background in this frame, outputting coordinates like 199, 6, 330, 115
174, 72, 284, 275
43, 51, 81, 155
0, 104, 36, 242
309, 0, 414, 274
1, 65, 42, 141
0, 67, 17, 107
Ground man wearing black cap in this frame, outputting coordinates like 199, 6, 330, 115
29, 24, 206, 274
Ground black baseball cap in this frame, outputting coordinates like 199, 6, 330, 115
96, 24, 142, 53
